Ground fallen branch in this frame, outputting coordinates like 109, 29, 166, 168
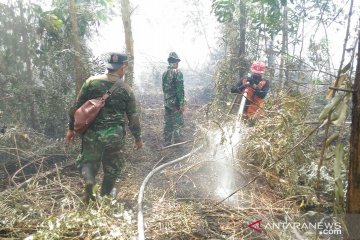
0, 161, 75, 196
328, 86, 355, 93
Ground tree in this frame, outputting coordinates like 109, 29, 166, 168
0, 0, 113, 137
69, 0, 84, 95
279, 0, 288, 87
346, 31, 360, 236
18, 0, 40, 130
0, 1, 41, 129
121, 0, 134, 86
238, 0, 247, 78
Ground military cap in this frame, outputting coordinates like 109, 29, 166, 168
106, 52, 128, 70
168, 52, 181, 63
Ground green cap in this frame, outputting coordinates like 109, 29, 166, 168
167, 52, 181, 63
106, 52, 128, 70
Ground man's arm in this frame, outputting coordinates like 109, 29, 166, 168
254, 79, 269, 99
175, 70, 185, 111
65, 81, 90, 142
231, 79, 249, 93
125, 88, 143, 149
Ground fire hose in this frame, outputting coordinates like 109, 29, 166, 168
137, 144, 204, 240
229, 87, 254, 118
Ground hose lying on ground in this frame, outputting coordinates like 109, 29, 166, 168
137, 144, 204, 240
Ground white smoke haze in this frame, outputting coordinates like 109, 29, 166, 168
89, 0, 220, 91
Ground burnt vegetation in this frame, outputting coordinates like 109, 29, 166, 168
1, 0, 360, 239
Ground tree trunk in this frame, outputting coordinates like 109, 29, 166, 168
18, 0, 40, 130
69, 0, 83, 95
121, 0, 134, 87
346, 32, 360, 237
279, 1, 288, 88
267, 34, 275, 81
238, 0, 246, 78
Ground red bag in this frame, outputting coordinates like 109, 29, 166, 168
74, 98, 105, 134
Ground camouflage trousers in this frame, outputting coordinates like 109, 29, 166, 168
76, 125, 126, 187
164, 107, 184, 146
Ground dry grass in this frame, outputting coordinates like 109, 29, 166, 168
0, 91, 342, 239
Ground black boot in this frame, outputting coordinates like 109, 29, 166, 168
173, 127, 184, 144
81, 164, 96, 203
173, 135, 183, 144
100, 176, 116, 197
164, 132, 173, 147
84, 183, 95, 204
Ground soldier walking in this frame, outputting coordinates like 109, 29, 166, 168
65, 52, 143, 203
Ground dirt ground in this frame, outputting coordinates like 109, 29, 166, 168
108, 96, 280, 239
0, 92, 293, 240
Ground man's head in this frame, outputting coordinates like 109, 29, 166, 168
250, 61, 265, 76
167, 52, 181, 64
107, 52, 128, 75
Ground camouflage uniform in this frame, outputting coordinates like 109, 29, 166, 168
68, 73, 141, 196
162, 63, 185, 145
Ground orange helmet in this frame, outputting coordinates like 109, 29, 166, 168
250, 61, 265, 75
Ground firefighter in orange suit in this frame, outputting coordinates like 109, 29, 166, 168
231, 61, 269, 119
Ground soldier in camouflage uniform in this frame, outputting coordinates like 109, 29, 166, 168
162, 52, 185, 146
65, 53, 143, 203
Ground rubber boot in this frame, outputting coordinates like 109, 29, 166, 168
173, 132, 183, 144
164, 133, 172, 147
81, 164, 96, 203
100, 176, 116, 197
84, 183, 95, 204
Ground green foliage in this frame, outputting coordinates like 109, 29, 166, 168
308, 37, 331, 70
32, 4, 64, 34
239, 92, 313, 186
249, 0, 282, 35
231, 86, 349, 215
0, 0, 114, 137
318, 94, 342, 121
211, 0, 235, 23
315, 65, 352, 214
211, 57, 240, 113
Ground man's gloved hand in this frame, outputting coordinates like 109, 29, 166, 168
243, 82, 251, 88
239, 83, 250, 91
231, 81, 251, 93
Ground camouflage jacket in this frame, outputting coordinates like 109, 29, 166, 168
162, 65, 184, 110
68, 74, 141, 140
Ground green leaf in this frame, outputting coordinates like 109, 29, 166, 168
318, 94, 342, 120
326, 132, 339, 147
334, 143, 344, 178
326, 74, 348, 99
334, 74, 347, 87
340, 62, 351, 74
332, 95, 349, 126
211, 0, 235, 23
